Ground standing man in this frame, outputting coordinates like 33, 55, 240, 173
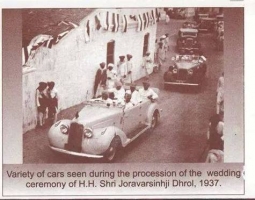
126, 54, 133, 84
106, 63, 117, 89
117, 55, 127, 84
216, 72, 224, 114
93, 62, 107, 98
142, 51, 153, 79
157, 42, 166, 70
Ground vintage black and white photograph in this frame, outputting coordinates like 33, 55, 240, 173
21, 7, 227, 163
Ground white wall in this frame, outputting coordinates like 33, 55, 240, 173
23, 8, 157, 133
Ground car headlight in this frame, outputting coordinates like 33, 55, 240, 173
173, 68, 178, 73
84, 127, 93, 138
60, 124, 69, 135
188, 69, 193, 75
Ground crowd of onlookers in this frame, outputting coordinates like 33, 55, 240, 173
205, 72, 224, 163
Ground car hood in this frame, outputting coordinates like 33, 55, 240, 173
175, 61, 199, 70
76, 105, 121, 125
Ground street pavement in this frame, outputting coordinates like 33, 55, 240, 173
23, 19, 224, 163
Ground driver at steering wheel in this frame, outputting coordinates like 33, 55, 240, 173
95, 90, 113, 105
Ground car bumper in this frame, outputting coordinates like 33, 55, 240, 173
50, 146, 104, 158
164, 81, 199, 86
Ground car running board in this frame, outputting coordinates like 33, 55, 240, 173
123, 125, 150, 147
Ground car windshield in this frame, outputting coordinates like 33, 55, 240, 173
84, 99, 124, 109
174, 55, 200, 62
182, 32, 197, 37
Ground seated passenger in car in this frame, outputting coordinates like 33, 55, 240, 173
138, 81, 158, 102
95, 90, 113, 105
111, 81, 125, 103
123, 91, 134, 109
130, 83, 141, 105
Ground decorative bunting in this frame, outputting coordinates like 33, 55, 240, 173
86, 20, 90, 37
137, 14, 143, 31
122, 14, 128, 32
95, 14, 102, 30
151, 9, 156, 24
106, 11, 110, 30
146, 12, 150, 27
156, 8, 160, 22
112, 13, 120, 32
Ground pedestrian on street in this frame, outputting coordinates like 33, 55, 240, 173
47, 81, 59, 124
165, 14, 170, 24
117, 55, 127, 84
165, 33, 170, 51
205, 111, 224, 163
157, 42, 166, 70
36, 82, 48, 127
216, 72, 224, 114
138, 81, 158, 102
142, 51, 153, 79
154, 39, 159, 64
126, 54, 133, 84
93, 62, 107, 98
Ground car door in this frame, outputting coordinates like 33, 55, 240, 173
122, 104, 142, 139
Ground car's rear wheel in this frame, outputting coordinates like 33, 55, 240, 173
103, 136, 120, 162
150, 110, 160, 131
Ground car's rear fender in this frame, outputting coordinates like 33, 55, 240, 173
146, 103, 161, 126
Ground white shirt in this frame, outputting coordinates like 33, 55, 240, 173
117, 61, 127, 77
130, 90, 141, 105
113, 87, 125, 102
138, 88, 158, 101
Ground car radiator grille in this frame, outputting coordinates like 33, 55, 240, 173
64, 123, 83, 152
177, 69, 188, 80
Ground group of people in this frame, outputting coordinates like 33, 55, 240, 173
36, 81, 58, 127
93, 54, 134, 98
94, 81, 158, 110
205, 72, 224, 163
154, 34, 170, 71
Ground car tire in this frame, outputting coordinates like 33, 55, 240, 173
150, 110, 160, 132
103, 136, 121, 162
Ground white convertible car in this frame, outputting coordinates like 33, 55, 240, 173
48, 87, 161, 162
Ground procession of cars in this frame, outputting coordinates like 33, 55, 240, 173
164, 13, 224, 89
48, 12, 224, 162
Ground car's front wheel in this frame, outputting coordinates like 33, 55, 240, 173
103, 136, 121, 162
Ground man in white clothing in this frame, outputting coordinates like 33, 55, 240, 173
126, 54, 133, 84
130, 83, 141, 105
138, 81, 158, 102
117, 55, 127, 84
112, 81, 125, 103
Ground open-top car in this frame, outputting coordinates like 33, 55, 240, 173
164, 54, 207, 89
177, 28, 201, 54
48, 88, 161, 162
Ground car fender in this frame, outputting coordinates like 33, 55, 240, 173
146, 102, 160, 125
48, 119, 72, 149
82, 126, 128, 155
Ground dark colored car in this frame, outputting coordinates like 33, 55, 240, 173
163, 54, 207, 89
198, 17, 217, 32
168, 8, 186, 19
182, 21, 199, 29
177, 28, 201, 54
